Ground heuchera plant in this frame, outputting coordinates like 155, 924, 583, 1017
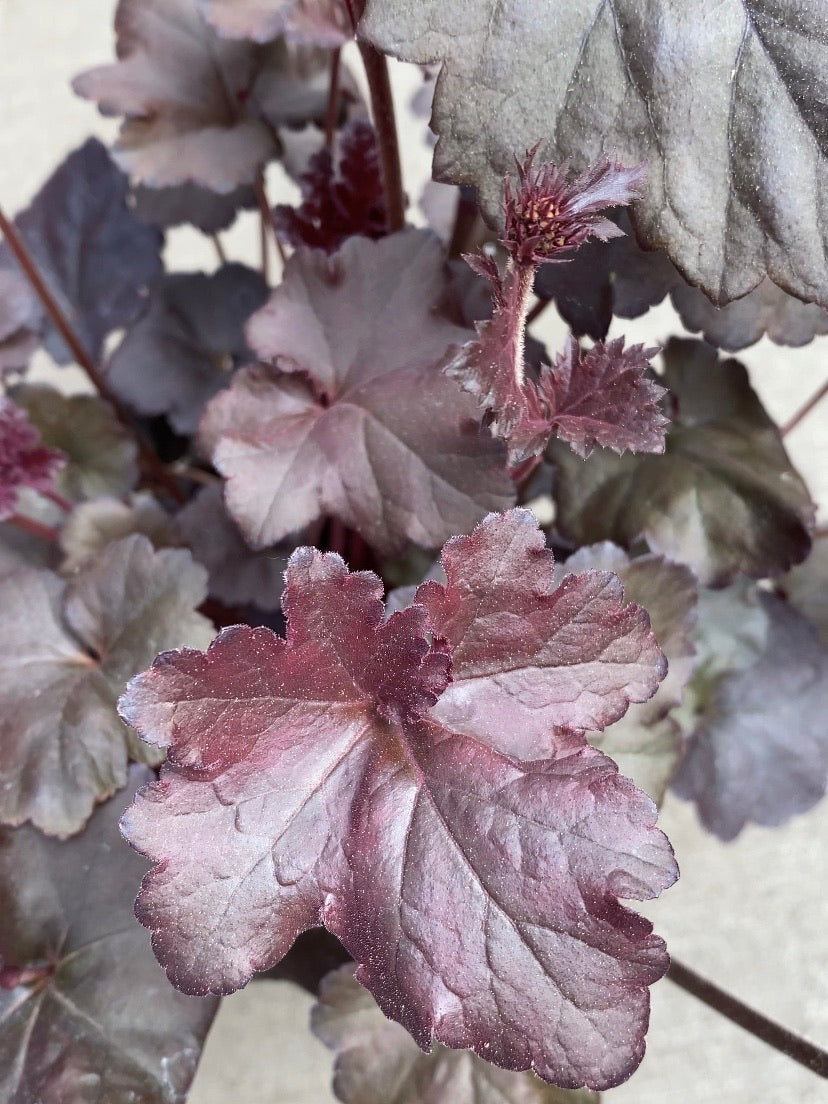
0, 1, 826, 1101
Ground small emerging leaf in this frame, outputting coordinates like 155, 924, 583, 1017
0, 399, 65, 520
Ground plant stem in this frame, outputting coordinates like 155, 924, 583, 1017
39, 486, 73, 512
325, 48, 342, 148
6, 513, 59, 543
210, 232, 227, 266
358, 42, 405, 232
667, 958, 828, 1078
781, 377, 828, 436
254, 171, 286, 271
0, 204, 185, 505
448, 186, 480, 259
170, 463, 220, 487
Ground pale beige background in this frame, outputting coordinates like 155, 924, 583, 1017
1, 2, 826, 1102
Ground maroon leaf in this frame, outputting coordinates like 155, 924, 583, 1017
175, 484, 292, 610
673, 593, 828, 841
313, 963, 599, 1104
199, 231, 513, 553
199, 0, 350, 46
0, 399, 65, 521
273, 120, 388, 252
73, 1, 330, 191
514, 336, 667, 461
119, 509, 676, 1090
0, 766, 218, 1104
0, 536, 212, 837
0, 139, 163, 364
107, 264, 269, 434
416, 510, 667, 760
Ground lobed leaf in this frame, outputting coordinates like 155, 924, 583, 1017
0, 536, 213, 837
0, 139, 162, 364
130, 181, 257, 233
0, 270, 40, 376
0, 399, 65, 521
119, 509, 675, 1090
362, 0, 828, 308
199, 0, 350, 46
107, 264, 269, 435
550, 338, 815, 585
0, 766, 218, 1104
200, 230, 514, 553
60, 493, 178, 574
673, 593, 828, 840
313, 964, 599, 1104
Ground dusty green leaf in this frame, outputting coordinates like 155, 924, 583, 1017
0, 536, 212, 837
550, 338, 814, 585
59, 493, 178, 574
363, 0, 828, 307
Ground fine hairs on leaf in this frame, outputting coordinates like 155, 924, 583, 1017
119, 509, 676, 1090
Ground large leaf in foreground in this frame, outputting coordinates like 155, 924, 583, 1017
673, 593, 828, 841
0, 767, 218, 1104
0, 536, 212, 837
363, 0, 828, 308
119, 510, 675, 1090
200, 231, 513, 553
0, 139, 162, 364
107, 264, 268, 434
550, 338, 814, 585
313, 964, 598, 1104
557, 545, 697, 803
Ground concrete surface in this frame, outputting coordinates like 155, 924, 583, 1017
1, 2, 826, 1102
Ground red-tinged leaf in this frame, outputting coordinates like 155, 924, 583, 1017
200, 0, 350, 46
313, 964, 599, 1104
119, 510, 676, 1090
0, 767, 218, 1104
530, 336, 667, 460
73, 1, 331, 191
0, 399, 65, 521
673, 592, 828, 841
0, 139, 163, 364
199, 231, 513, 553
107, 264, 269, 435
273, 120, 387, 252
0, 536, 213, 837
416, 510, 667, 760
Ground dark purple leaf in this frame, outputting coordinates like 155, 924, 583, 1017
73, 1, 330, 191
175, 484, 292, 610
10, 383, 139, 500
0, 536, 212, 837
511, 336, 667, 461
273, 120, 388, 252
550, 338, 815, 586
130, 181, 256, 233
533, 211, 678, 341
783, 541, 828, 648
416, 510, 667, 760
199, 231, 513, 553
673, 593, 828, 841
0, 139, 163, 364
0, 270, 40, 375
119, 509, 676, 1090
107, 264, 269, 435
556, 545, 697, 803
0, 399, 65, 521
314, 964, 599, 1104
671, 277, 828, 352
362, 0, 828, 308
0, 766, 218, 1103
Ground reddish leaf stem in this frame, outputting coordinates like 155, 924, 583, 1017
6, 513, 59, 543
667, 958, 828, 1079
254, 171, 286, 271
781, 377, 828, 437
325, 48, 342, 149
447, 186, 480, 259
357, 42, 405, 232
0, 203, 185, 505
210, 232, 227, 266
38, 486, 73, 512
